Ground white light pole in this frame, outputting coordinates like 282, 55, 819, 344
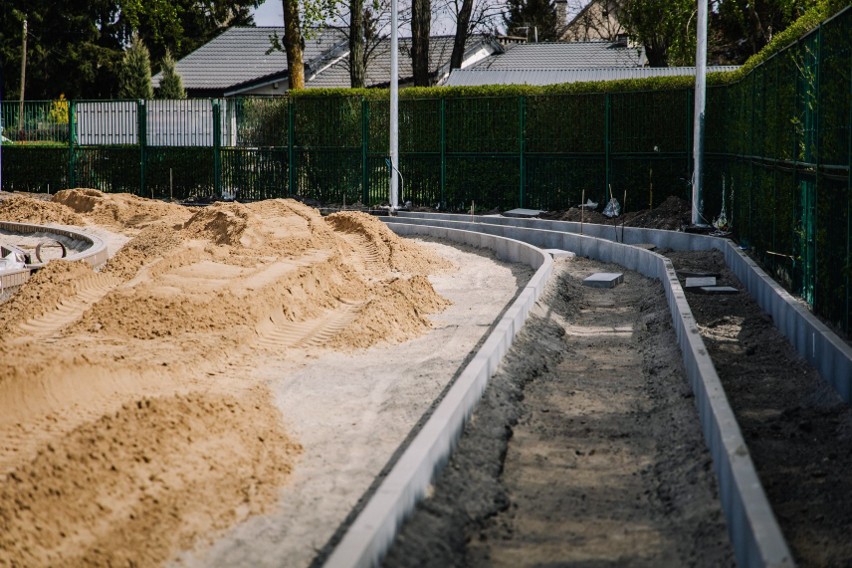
389, 0, 399, 210
692, 0, 708, 225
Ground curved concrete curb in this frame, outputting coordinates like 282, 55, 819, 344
398, 212, 852, 406
0, 221, 109, 293
384, 214, 793, 568
324, 225, 553, 568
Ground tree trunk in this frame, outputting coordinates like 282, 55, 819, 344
411, 0, 431, 86
349, 0, 366, 88
450, 0, 474, 70
282, 0, 305, 89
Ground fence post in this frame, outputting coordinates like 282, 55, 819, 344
68, 99, 77, 189
440, 97, 446, 209
362, 97, 369, 205
288, 97, 295, 196
519, 95, 526, 208
212, 99, 222, 198
138, 99, 147, 197
605, 93, 611, 199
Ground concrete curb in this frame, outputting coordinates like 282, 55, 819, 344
397, 212, 852, 404
384, 214, 794, 568
0, 221, 109, 293
324, 225, 553, 568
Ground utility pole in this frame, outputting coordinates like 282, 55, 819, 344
19, 17, 27, 136
691, 0, 707, 225
389, 0, 399, 210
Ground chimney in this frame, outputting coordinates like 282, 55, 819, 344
555, 0, 567, 28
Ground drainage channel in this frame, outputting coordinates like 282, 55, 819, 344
323, 220, 793, 568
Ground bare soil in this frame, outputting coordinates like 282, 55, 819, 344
664, 249, 852, 567
385, 257, 735, 567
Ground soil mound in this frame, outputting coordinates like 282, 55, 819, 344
0, 194, 84, 226
0, 390, 300, 568
541, 195, 691, 231
53, 188, 191, 230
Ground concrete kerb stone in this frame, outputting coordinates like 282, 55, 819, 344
323, 224, 552, 568
0, 221, 109, 269
384, 214, 794, 568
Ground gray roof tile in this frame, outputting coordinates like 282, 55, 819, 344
445, 66, 741, 86
153, 27, 348, 91
472, 40, 644, 70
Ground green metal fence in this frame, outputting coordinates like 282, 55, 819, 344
0, 6, 849, 328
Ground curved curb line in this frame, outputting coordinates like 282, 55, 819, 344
385, 215, 794, 568
324, 224, 553, 568
0, 221, 109, 293
397, 212, 852, 406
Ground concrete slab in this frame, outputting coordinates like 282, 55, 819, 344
502, 208, 545, 219
698, 286, 739, 295
678, 270, 721, 278
685, 276, 717, 288
583, 272, 624, 288
634, 243, 657, 251
543, 249, 576, 260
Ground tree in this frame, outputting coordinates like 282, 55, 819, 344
0, 0, 259, 100
503, 0, 559, 41
156, 48, 186, 98
349, 0, 366, 87
411, 0, 431, 85
118, 34, 154, 99
280, 0, 306, 89
620, 0, 694, 66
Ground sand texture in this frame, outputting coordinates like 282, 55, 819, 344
0, 191, 467, 567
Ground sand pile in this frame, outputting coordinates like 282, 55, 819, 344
0, 389, 299, 568
53, 188, 192, 230
0, 194, 85, 226
0, 191, 456, 565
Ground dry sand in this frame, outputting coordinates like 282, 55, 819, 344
0, 190, 525, 566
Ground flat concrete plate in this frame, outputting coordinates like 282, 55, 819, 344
543, 249, 576, 260
697, 286, 739, 295
502, 208, 545, 218
685, 276, 717, 288
583, 272, 624, 288
633, 243, 657, 251
678, 270, 721, 278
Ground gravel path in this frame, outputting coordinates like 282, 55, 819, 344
384, 256, 735, 567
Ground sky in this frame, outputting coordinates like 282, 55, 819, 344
252, 1, 284, 27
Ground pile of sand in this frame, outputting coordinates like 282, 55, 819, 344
0, 190, 456, 565
53, 188, 192, 231
0, 194, 85, 226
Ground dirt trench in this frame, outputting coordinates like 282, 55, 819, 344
383, 257, 735, 567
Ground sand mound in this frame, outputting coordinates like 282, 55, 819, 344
0, 194, 455, 564
325, 211, 453, 274
0, 260, 94, 337
0, 194, 84, 226
0, 390, 300, 568
53, 188, 192, 230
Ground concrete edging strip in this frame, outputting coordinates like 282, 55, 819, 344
384, 214, 794, 568
323, 224, 553, 568
396, 212, 852, 406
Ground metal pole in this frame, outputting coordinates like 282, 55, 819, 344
389, 0, 399, 210
18, 18, 27, 138
691, 0, 708, 225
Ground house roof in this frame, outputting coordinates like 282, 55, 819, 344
471, 40, 645, 70
154, 28, 499, 93
152, 27, 348, 92
445, 66, 741, 87
306, 35, 499, 89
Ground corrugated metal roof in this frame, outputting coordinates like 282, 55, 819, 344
152, 27, 348, 91
473, 41, 645, 70
445, 66, 741, 87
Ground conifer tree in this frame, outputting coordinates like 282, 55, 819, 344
503, 0, 559, 41
119, 35, 154, 99
157, 49, 186, 99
